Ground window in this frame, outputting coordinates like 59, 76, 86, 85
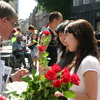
96, 21, 100, 31
96, 0, 100, 2
73, 0, 79, 6
83, 0, 90, 4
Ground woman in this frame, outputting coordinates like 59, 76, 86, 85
55, 19, 100, 100
56, 20, 75, 70
26, 25, 38, 68
55, 20, 75, 100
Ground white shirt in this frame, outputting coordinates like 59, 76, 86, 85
69, 55, 100, 100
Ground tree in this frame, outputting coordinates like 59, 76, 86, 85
37, 0, 71, 20
4, 0, 10, 3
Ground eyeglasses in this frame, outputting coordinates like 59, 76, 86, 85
8, 20, 17, 27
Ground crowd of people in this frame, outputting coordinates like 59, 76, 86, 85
0, 1, 100, 100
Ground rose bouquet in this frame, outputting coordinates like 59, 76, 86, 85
7, 31, 80, 100
15, 63, 79, 100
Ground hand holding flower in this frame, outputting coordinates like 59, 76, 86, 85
54, 91, 64, 97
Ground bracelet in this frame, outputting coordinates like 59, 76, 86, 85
9, 76, 13, 83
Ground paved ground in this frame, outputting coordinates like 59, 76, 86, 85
0, 45, 29, 99
5, 81, 28, 98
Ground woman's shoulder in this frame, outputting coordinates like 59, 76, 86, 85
82, 55, 99, 63
79, 55, 100, 74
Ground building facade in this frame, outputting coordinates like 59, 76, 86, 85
69, 0, 100, 31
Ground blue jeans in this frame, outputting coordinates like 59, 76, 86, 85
30, 46, 38, 58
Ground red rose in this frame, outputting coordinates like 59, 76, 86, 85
0, 96, 7, 100
70, 73, 80, 85
61, 72, 71, 83
44, 70, 57, 80
38, 46, 45, 51
43, 31, 50, 35
51, 64, 61, 73
52, 79, 62, 88
62, 67, 70, 74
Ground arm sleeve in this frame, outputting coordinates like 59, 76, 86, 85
79, 56, 100, 76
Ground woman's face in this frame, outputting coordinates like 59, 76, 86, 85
59, 32, 68, 46
65, 32, 78, 52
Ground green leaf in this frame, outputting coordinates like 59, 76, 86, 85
18, 98, 24, 100
34, 75, 40, 82
44, 89, 49, 98
64, 90, 76, 98
32, 68, 36, 78
40, 74, 46, 82
44, 52, 49, 56
22, 75, 32, 82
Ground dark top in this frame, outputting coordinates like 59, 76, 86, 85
31, 33, 38, 45
57, 51, 75, 69
46, 28, 58, 66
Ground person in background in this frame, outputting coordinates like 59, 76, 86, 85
39, 11, 63, 66
55, 19, 100, 100
12, 35, 33, 69
36, 11, 63, 75
56, 20, 75, 69
25, 25, 38, 68
14, 28, 22, 36
0, 1, 29, 93
22, 34, 27, 43
10, 28, 17, 43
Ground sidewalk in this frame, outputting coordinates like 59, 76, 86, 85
6, 81, 28, 94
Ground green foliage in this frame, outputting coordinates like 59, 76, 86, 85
4, 0, 10, 3
7, 68, 76, 100
38, 51, 50, 67
20, 69, 58, 100
64, 90, 76, 98
38, 33, 51, 67
37, 0, 71, 19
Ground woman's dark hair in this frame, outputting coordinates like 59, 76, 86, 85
64, 19, 99, 73
55, 20, 72, 57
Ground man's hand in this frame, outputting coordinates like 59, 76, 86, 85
11, 69, 29, 82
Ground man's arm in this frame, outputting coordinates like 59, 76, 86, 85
8, 69, 29, 83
